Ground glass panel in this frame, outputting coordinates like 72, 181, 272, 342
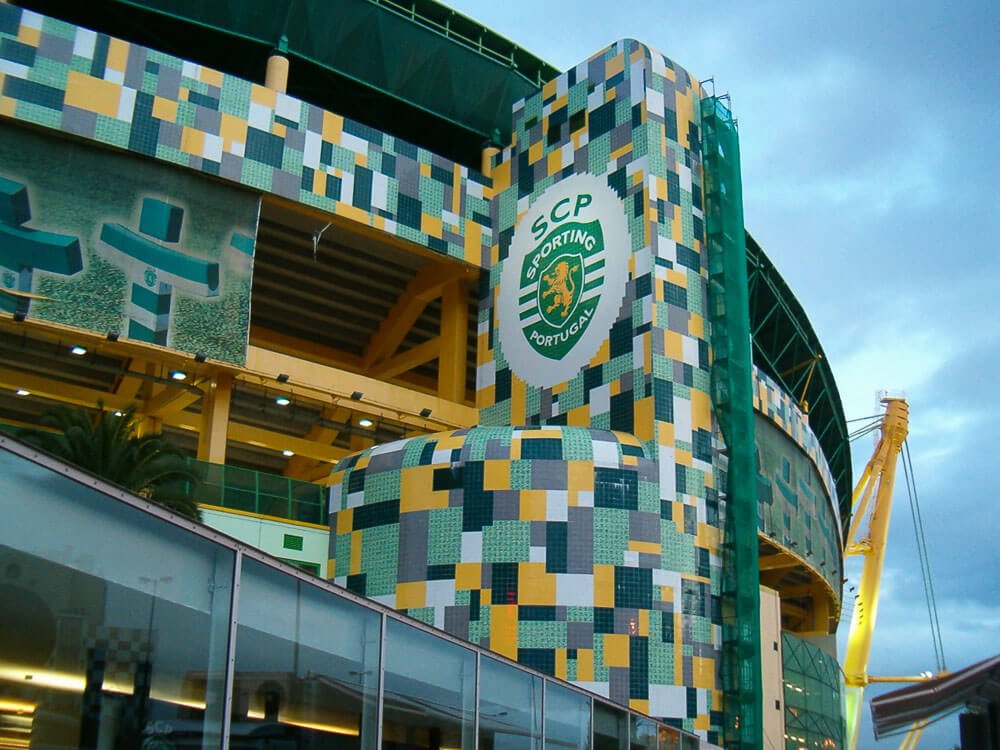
544, 683, 590, 750
382, 618, 475, 750
630, 716, 656, 750
657, 725, 681, 750
231, 557, 380, 749
479, 656, 541, 750
593, 703, 627, 750
0, 448, 234, 750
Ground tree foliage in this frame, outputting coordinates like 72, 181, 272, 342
18, 403, 201, 521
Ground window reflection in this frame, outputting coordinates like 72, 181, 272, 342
0, 449, 233, 750
630, 716, 657, 750
479, 657, 541, 750
544, 683, 590, 750
594, 702, 627, 750
382, 619, 475, 750
231, 559, 380, 749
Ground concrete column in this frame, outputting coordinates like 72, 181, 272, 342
265, 36, 290, 93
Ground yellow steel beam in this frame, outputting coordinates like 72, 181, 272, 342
243, 346, 476, 430
0, 365, 132, 411
369, 337, 441, 380
141, 378, 205, 417
113, 357, 148, 401
758, 553, 800, 571
284, 405, 351, 479
438, 276, 468, 402
197, 373, 232, 463
843, 398, 909, 750
250, 325, 364, 371
363, 261, 469, 369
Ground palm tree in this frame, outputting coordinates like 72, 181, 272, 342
18, 402, 201, 521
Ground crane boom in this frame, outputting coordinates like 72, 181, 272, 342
843, 398, 910, 750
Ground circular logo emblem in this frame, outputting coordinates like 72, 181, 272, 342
498, 174, 630, 388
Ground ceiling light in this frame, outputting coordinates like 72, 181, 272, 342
194, 352, 207, 363
358, 417, 374, 428
419, 408, 432, 418
275, 396, 291, 406
106, 330, 120, 342
70, 345, 87, 355
15, 389, 30, 397
12, 310, 26, 322
169, 370, 187, 381
282, 449, 295, 457
113, 410, 124, 417
276, 373, 290, 383
350, 391, 363, 400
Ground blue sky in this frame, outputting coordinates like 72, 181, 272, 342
448, 1, 1000, 746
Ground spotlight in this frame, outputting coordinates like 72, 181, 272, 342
12, 310, 26, 322
194, 352, 207, 363
275, 396, 291, 406
106, 330, 120, 342
419, 408, 432, 418
282, 449, 295, 457
358, 417, 374, 428
70, 345, 88, 356
15, 389, 30, 397
170, 370, 188, 381
350, 391, 363, 400
276, 373, 290, 383
113, 410, 124, 417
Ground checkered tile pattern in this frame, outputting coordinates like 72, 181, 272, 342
0, 5, 491, 266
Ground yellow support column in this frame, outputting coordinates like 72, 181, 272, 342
438, 276, 468, 402
265, 36, 289, 93
197, 373, 233, 463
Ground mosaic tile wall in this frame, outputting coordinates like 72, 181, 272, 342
0, 5, 492, 267
329, 426, 721, 737
755, 415, 843, 598
752, 366, 836, 502
420, 40, 721, 738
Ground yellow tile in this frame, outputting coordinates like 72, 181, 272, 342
638, 608, 649, 636
593, 564, 615, 608
107, 38, 129, 72
0, 93, 16, 118
180, 126, 204, 156
455, 562, 481, 590
547, 148, 564, 175
567, 460, 595, 491
689, 314, 704, 339
555, 649, 568, 680
511, 376, 526, 424
272, 122, 286, 138
541, 78, 558, 102
313, 169, 326, 196
630, 699, 649, 715
567, 406, 590, 426
607, 52, 625, 78
355, 151, 367, 169
251, 83, 276, 108
350, 530, 362, 574
219, 112, 246, 143
464, 222, 484, 268
528, 140, 543, 165
336, 508, 353, 535
17, 25, 40, 46
64, 71, 119, 118
421, 214, 443, 237
518, 563, 555, 604
629, 540, 661, 555
603, 634, 629, 667
476, 384, 495, 410
634, 396, 654, 442
483, 460, 510, 491
395, 581, 426, 609
322, 111, 343, 142
692, 656, 715, 688
676, 448, 692, 467
200, 67, 224, 88
490, 604, 519, 659
420, 162, 431, 177
519, 489, 548, 522
691, 389, 712, 431
492, 160, 511, 191
665, 331, 683, 360
694, 714, 709, 732
336, 202, 371, 226
657, 420, 674, 444
151, 96, 177, 123
577, 649, 594, 681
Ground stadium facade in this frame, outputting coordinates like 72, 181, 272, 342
0, 2, 850, 749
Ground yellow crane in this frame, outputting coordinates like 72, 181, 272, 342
842, 397, 943, 749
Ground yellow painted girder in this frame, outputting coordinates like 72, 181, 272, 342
244, 346, 477, 430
